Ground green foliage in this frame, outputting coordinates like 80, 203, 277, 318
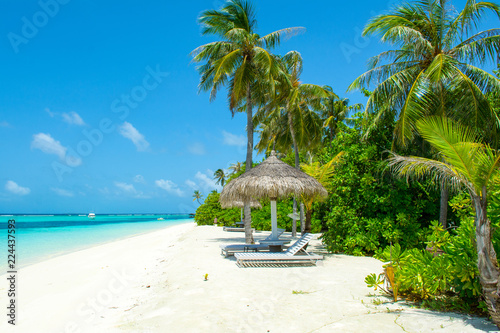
194, 191, 240, 226
364, 273, 386, 292
318, 114, 440, 255
367, 219, 497, 314
489, 180, 500, 226
449, 192, 474, 221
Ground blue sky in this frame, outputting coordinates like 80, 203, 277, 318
1, 0, 498, 214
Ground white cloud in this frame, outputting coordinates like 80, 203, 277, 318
184, 170, 223, 196
185, 179, 197, 190
187, 142, 206, 155
114, 181, 149, 199
222, 130, 245, 147
31, 133, 67, 160
31, 133, 82, 166
133, 175, 145, 183
0, 121, 10, 127
119, 122, 150, 151
62, 111, 85, 126
51, 188, 74, 197
45, 108, 55, 117
155, 179, 184, 197
115, 181, 136, 193
5, 181, 30, 195
195, 169, 221, 192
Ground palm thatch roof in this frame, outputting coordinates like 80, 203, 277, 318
220, 200, 262, 209
219, 150, 327, 204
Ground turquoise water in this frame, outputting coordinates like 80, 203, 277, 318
1, 214, 193, 272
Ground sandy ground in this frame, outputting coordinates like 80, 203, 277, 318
0, 223, 497, 333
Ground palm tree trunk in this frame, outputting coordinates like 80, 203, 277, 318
439, 185, 448, 229
300, 202, 305, 234
304, 208, 313, 233
473, 188, 500, 328
287, 110, 299, 237
244, 84, 254, 244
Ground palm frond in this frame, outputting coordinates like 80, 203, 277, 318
452, 32, 500, 65
260, 27, 306, 49
416, 116, 480, 184
387, 153, 473, 194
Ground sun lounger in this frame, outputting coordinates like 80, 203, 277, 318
234, 233, 323, 267
258, 228, 285, 241
223, 226, 255, 232
219, 229, 288, 257
219, 243, 270, 257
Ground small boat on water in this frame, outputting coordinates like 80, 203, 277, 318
157, 217, 165, 221
88, 213, 96, 219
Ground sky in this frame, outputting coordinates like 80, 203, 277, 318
1, 0, 498, 214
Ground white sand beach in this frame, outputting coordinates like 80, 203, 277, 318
0, 223, 496, 333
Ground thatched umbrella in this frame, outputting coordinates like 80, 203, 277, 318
220, 200, 262, 225
220, 151, 327, 240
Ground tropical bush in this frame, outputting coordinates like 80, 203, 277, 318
194, 191, 240, 226
317, 116, 440, 255
366, 218, 497, 314
366, 182, 500, 315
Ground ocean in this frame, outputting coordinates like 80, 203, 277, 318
1, 214, 193, 272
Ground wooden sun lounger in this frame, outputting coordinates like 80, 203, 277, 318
219, 229, 288, 257
219, 243, 269, 257
223, 227, 255, 232
234, 233, 323, 267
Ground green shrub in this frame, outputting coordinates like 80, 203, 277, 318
317, 117, 439, 255
194, 191, 240, 226
367, 220, 491, 314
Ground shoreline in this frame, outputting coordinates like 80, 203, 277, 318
0, 218, 194, 272
1, 224, 496, 332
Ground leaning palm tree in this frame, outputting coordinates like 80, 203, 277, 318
388, 116, 500, 327
349, 0, 500, 146
348, 0, 500, 228
255, 51, 331, 235
193, 190, 204, 204
192, 0, 304, 243
214, 169, 226, 187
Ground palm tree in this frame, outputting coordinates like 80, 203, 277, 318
255, 51, 331, 235
192, 0, 304, 243
388, 116, 500, 327
214, 169, 226, 187
300, 152, 344, 233
348, 0, 500, 228
193, 190, 204, 204
228, 161, 242, 176
319, 86, 363, 142
349, 0, 500, 146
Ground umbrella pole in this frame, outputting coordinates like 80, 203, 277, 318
271, 199, 278, 240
